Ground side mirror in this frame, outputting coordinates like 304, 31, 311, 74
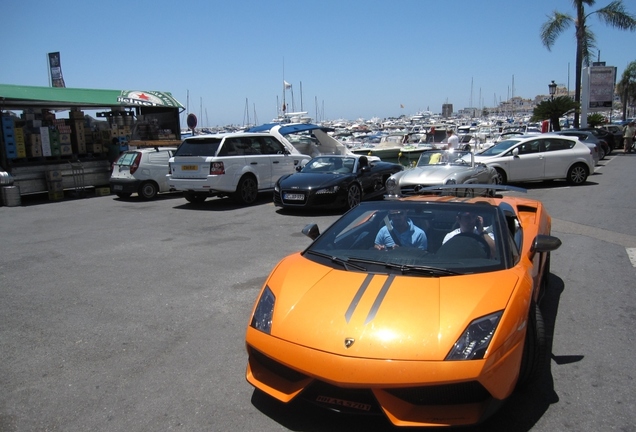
295, 165, 302, 172
512, 148, 519, 157
530, 234, 561, 258
302, 223, 320, 240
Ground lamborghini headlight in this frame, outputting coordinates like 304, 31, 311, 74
446, 311, 503, 360
316, 185, 339, 194
250, 286, 275, 334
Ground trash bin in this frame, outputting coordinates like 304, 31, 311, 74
1, 185, 21, 207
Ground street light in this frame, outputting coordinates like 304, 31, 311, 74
548, 80, 557, 100
548, 80, 557, 132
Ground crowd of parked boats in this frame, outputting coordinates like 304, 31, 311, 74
182, 109, 630, 167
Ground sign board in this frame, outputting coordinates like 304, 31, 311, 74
186, 113, 197, 129
588, 66, 616, 109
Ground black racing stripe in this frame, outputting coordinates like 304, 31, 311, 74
365, 274, 396, 324
345, 274, 374, 323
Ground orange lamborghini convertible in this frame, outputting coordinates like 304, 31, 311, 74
245, 185, 561, 427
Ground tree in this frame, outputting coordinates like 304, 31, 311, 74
587, 112, 606, 126
540, 1, 636, 128
531, 96, 579, 131
616, 61, 636, 120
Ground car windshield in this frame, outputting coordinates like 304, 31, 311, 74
416, 150, 472, 167
301, 156, 356, 174
478, 139, 521, 156
173, 137, 222, 157
303, 201, 506, 275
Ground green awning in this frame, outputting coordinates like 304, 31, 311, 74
0, 84, 185, 110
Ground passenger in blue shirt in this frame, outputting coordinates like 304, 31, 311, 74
374, 210, 427, 250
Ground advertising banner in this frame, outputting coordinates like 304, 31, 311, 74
588, 66, 616, 109
48, 52, 66, 88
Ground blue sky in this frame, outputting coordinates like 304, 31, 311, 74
1, 0, 634, 126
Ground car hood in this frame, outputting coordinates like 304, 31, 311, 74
267, 254, 518, 361
396, 166, 461, 183
279, 173, 349, 189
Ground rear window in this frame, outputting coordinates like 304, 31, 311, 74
174, 137, 222, 157
116, 152, 140, 166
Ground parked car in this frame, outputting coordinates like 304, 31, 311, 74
599, 124, 624, 146
385, 149, 498, 197
110, 147, 176, 200
474, 134, 594, 185
274, 155, 403, 210
571, 127, 614, 154
168, 133, 311, 205
245, 185, 561, 427
552, 130, 604, 162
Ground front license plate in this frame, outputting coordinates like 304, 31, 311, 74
181, 165, 198, 171
284, 193, 304, 200
113, 185, 122, 191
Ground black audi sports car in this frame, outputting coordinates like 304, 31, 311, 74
274, 155, 403, 210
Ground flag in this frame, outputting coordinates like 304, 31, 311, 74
48, 52, 65, 88
282, 103, 287, 112
284, 81, 292, 90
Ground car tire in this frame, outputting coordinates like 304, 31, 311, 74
598, 146, 606, 160
516, 302, 547, 389
233, 175, 258, 205
566, 163, 588, 185
495, 168, 507, 185
346, 183, 362, 209
138, 181, 158, 200
116, 192, 132, 199
184, 192, 207, 204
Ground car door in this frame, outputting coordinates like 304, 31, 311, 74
355, 159, 383, 196
542, 137, 577, 179
225, 137, 272, 189
258, 136, 295, 187
506, 138, 545, 181
146, 149, 173, 192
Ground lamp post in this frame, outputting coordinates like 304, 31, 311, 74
548, 80, 557, 131
549, 80, 557, 100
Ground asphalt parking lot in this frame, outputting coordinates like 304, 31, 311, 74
1, 152, 636, 431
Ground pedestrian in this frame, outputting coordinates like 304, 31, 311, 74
623, 121, 636, 154
446, 129, 459, 151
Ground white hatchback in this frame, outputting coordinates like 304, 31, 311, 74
473, 134, 595, 185
168, 132, 311, 204
110, 147, 176, 200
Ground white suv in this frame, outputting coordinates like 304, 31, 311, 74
168, 132, 310, 204
110, 147, 176, 200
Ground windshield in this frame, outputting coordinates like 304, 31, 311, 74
303, 201, 506, 275
478, 139, 521, 156
416, 150, 472, 167
174, 137, 222, 157
301, 156, 356, 174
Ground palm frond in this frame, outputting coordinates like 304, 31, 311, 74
580, 31, 597, 65
541, 12, 573, 49
594, 0, 636, 29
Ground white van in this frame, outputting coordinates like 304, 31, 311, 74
110, 147, 176, 200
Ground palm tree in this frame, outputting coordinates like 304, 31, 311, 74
616, 61, 636, 120
531, 96, 579, 131
540, 1, 636, 127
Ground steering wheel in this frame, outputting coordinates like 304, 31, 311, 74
454, 232, 491, 259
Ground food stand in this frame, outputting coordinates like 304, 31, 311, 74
0, 84, 184, 200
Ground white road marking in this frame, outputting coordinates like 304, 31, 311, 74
627, 248, 636, 268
